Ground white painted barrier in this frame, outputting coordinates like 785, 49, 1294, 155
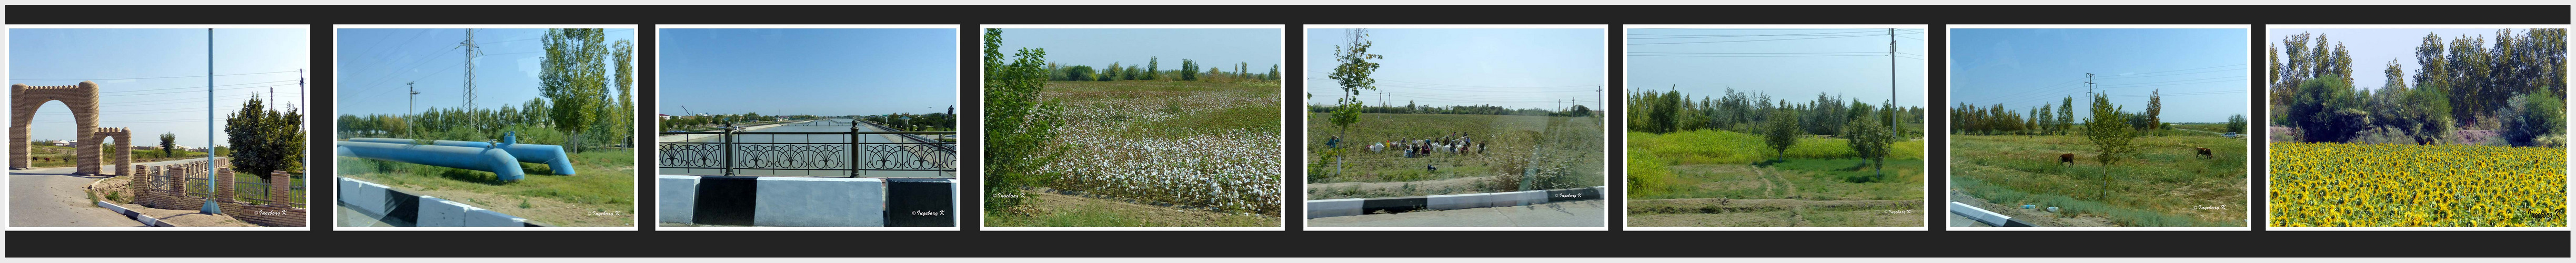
658, 175, 700, 225
1306, 198, 1366, 219
415, 196, 469, 227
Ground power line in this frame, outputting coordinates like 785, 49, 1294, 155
1632, 54, 1890, 57
1629, 34, 1887, 45
93, 79, 300, 94
2097, 76, 2248, 88
1626, 29, 1892, 39
1631, 51, 1884, 54
1638, 34, 1885, 45
9, 70, 300, 81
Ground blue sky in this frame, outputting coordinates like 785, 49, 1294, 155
2265, 28, 2538, 90
1303, 28, 1607, 110
990, 28, 1280, 78
10, 28, 309, 148
1627, 28, 1926, 108
335, 28, 636, 118
660, 28, 957, 117
1950, 28, 2250, 123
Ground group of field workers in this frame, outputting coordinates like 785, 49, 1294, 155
1364, 132, 1487, 158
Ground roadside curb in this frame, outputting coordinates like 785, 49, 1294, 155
94, 201, 175, 227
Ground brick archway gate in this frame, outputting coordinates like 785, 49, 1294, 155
11, 82, 105, 175
94, 128, 133, 176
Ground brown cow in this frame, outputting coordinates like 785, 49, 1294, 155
2196, 147, 2213, 158
2059, 153, 2075, 165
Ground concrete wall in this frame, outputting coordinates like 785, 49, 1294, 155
338, 177, 528, 227
659, 175, 955, 227
1306, 186, 1605, 219
658, 175, 700, 225
753, 177, 883, 227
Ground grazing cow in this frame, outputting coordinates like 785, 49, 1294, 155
2059, 153, 2075, 165
2196, 147, 2213, 158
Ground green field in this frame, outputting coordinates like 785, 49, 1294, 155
990, 80, 1284, 227
1303, 113, 1606, 199
1949, 134, 2247, 227
1625, 129, 1926, 227
338, 147, 636, 227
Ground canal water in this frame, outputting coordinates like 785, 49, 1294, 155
658, 118, 955, 178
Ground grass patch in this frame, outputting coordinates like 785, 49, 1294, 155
337, 147, 636, 227
1626, 129, 1923, 201
1948, 134, 2246, 227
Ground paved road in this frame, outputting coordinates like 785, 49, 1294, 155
8, 158, 221, 227
1310, 199, 1607, 227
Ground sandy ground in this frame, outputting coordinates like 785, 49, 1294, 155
1309, 199, 1605, 227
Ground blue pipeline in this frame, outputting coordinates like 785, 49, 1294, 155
337, 141, 528, 181
347, 138, 577, 175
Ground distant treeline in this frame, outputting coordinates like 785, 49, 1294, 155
1950, 94, 2250, 136
336, 96, 631, 148
1046, 57, 1279, 83
1627, 87, 1924, 139
1305, 103, 1594, 117
2270, 29, 2566, 147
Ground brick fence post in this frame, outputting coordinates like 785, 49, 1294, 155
125, 165, 143, 203
214, 168, 235, 212
268, 171, 292, 207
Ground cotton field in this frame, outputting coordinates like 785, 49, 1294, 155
1034, 81, 1284, 216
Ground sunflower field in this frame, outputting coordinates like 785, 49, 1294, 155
2269, 143, 2567, 227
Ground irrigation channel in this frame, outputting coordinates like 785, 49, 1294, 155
658, 118, 958, 178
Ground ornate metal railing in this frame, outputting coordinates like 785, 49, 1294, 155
658, 120, 958, 177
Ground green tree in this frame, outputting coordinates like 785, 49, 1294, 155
611, 39, 636, 147
1180, 59, 1199, 80
2145, 89, 2162, 133
1845, 101, 1894, 178
2290, 75, 2367, 143
1764, 108, 1799, 161
2084, 93, 2137, 199
2058, 96, 2075, 135
2499, 90, 2563, 147
539, 28, 609, 152
2226, 114, 2248, 133
157, 133, 176, 157
224, 94, 304, 181
1316, 29, 1382, 180
982, 29, 1062, 212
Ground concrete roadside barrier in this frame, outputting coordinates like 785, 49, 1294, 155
1306, 186, 1607, 219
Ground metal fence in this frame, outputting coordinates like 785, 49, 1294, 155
659, 120, 957, 177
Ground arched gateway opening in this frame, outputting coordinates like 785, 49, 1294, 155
12, 82, 132, 175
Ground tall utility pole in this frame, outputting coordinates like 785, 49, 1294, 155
1883, 28, 1896, 178
407, 82, 419, 117
460, 29, 481, 128
203, 28, 219, 215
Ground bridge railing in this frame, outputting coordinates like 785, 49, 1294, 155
657, 122, 957, 177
